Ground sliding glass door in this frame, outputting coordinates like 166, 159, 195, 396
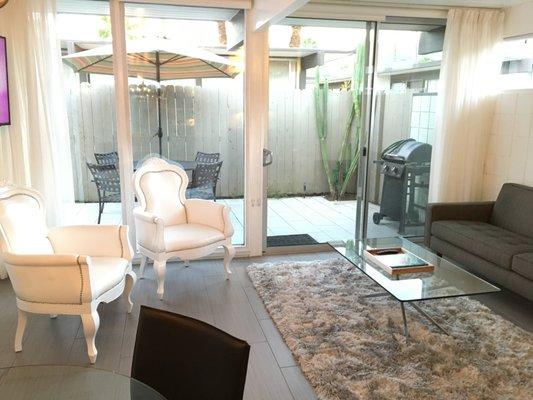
264, 18, 376, 249
262, 17, 445, 247
360, 21, 444, 240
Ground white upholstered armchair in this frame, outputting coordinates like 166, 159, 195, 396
133, 157, 235, 300
0, 187, 136, 364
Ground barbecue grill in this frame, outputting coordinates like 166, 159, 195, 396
373, 138, 432, 234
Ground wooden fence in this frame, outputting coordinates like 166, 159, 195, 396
67, 82, 358, 202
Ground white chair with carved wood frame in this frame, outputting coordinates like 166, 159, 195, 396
133, 157, 235, 300
0, 187, 136, 364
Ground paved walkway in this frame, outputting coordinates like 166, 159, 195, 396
71, 196, 401, 245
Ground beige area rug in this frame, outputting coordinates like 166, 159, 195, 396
247, 258, 533, 400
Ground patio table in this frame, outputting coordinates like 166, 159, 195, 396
134, 160, 197, 171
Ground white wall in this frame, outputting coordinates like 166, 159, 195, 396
482, 89, 533, 199
504, 0, 533, 38
481, 2, 533, 198
474, 2, 533, 199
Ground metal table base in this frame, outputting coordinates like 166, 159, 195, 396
361, 292, 450, 338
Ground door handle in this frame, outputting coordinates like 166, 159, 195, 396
263, 148, 273, 166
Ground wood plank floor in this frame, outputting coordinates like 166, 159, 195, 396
0, 252, 336, 399
0, 251, 531, 399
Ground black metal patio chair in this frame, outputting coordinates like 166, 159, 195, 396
86, 162, 121, 224
186, 161, 222, 201
94, 151, 119, 165
188, 152, 220, 189
194, 151, 220, 164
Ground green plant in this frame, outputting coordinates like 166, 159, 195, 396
313, 43, 366, 200
314, 68, 336, 197
97, 16, 142, 40
303, 37, 318, 49
339, 43, 365, 197
98, 16, 111, 39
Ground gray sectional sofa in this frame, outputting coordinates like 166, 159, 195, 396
425, 183, 533, 301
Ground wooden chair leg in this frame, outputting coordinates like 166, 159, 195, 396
153, 260, 167, 300
14, 309, 27, 352
223, 244, 235, 279
139, 255, 147, 279
124, 270, 137, 313
81, 310, 100, 364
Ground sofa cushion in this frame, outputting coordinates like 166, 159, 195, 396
512, 253, 533, 281
431, 220, 533, 269
491, 183, 533, 240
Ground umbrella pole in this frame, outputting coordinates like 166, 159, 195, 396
156, 51, 163, 156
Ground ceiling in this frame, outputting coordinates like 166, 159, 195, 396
57, 1, 239, 20
309, 0, 528, 8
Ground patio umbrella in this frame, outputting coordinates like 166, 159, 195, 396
63, 39, 240, 155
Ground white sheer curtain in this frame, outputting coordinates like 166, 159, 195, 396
0, 0, 74, 278
429, 8, 504, 203
0, 0, 73, 221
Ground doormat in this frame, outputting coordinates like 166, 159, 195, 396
267, 234, 319, 247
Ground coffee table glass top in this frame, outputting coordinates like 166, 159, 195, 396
332, 237, 500, 302
0, 365, 165, 400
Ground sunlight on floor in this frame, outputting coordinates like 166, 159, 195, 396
70, 196, 402, 245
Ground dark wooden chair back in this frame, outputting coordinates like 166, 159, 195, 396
132, 306, 250, 400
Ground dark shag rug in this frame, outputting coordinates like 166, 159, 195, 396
247, 258, 533, 400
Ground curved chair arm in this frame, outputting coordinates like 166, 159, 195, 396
3, 253, 93, 304
184, 199, 234, 238
48, 225, 133, 261
133, 208, 165, 253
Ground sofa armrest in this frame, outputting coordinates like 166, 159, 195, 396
133, 208, 165, 253
425, 201, 495, 246
184, 199, 234, 238
2, 253, 94, 304
48, 225, 133, 261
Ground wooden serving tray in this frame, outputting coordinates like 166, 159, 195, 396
364, 247, 434, 276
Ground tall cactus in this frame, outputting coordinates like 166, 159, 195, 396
314, 68, 336, 197
314, 43, 366, 200
339, 43, 365, 197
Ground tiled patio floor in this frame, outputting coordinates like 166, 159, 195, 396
70, 196, 402, 245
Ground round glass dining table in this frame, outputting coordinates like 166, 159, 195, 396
0, 365, 166, 400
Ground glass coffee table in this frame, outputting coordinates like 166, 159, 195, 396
331, 237, 500, 337
0, 365, 165, 399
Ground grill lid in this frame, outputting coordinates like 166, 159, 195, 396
381, 139, 432, 164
